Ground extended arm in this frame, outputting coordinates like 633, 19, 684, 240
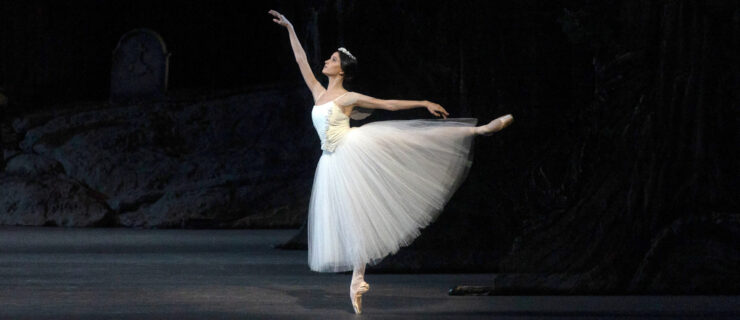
337, 92, 450, 119
269, 10, 325, 101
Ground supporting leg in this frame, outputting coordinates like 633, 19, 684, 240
351, 264, 366, 286
350, 263, 370, 314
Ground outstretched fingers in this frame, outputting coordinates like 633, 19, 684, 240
434, 107, 449, 119
268, 10, 287, 26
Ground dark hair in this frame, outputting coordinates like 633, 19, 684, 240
337, 50, 358, 83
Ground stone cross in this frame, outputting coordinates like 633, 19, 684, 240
110, 29, 170, 104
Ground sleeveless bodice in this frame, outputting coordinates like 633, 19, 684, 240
311, 100, 351, 152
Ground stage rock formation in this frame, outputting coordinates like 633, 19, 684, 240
1, 88, 317, 228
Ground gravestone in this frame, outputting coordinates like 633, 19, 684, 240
110, 29, 170, 104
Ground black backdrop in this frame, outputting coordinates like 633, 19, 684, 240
1, 0, 738, 293
1, 0, 575, 117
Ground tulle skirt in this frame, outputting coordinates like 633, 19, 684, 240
307, 118, 478, 272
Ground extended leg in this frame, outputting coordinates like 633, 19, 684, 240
475, 114, 514, 136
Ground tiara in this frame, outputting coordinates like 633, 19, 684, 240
338, 47, 357, 61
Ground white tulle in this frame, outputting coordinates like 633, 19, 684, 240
307, 99, 477, 272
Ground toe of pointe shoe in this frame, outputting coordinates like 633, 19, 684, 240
499, 114, 514, 128
351, 295, 363, 314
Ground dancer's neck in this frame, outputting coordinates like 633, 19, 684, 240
326, 76, 345, 93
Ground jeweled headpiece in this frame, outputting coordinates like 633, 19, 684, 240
337, 47, 357, 61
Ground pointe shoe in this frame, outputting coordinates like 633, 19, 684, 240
476, 114, 514, 136
350, 281, 370, 314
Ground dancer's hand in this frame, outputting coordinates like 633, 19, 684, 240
425, 101, 449, 119
268, 10, 292, 29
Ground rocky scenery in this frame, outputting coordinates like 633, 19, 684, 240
1, 88, 318, 229
1, 0, 738, 295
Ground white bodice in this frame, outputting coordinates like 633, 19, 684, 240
311, 100, 351, 152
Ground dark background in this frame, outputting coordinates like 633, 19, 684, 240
1, 0, 738, 294
1, 0, 575, 116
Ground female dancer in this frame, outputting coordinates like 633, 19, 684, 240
269, 10, 513, 314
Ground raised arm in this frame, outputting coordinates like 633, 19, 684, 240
336, 92, 450, 119
269, 10, 325, 101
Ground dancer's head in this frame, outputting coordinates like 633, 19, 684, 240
322, 47, 357, 82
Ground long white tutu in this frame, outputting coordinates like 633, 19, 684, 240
307, 118, 478, 272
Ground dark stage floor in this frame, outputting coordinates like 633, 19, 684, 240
0, 226, 737, 319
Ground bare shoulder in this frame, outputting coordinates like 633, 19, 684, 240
334, 91, 358, 108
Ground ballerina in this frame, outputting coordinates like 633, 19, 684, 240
269, 9, 513, 314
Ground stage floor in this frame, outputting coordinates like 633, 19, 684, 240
0, 226, 737, 319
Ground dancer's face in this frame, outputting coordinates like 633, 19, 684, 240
322, 52, 344, 78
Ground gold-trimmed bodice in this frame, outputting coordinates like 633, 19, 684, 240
311, 100, 351, 152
